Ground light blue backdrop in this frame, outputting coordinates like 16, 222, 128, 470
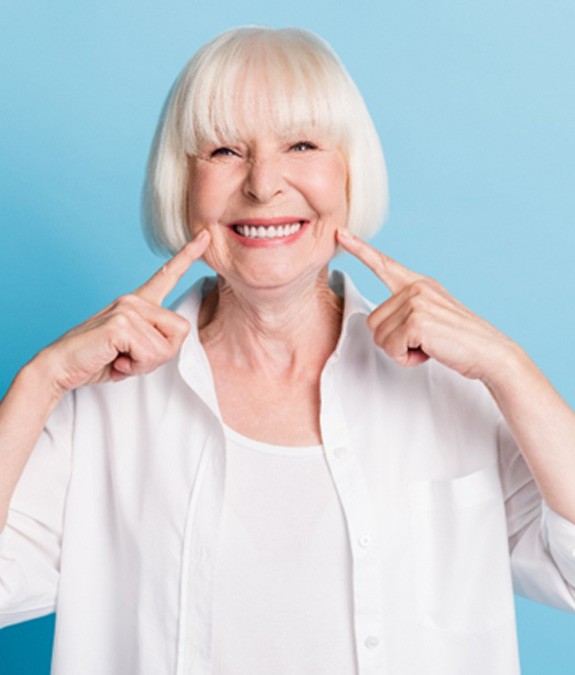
1, 0, 574, 672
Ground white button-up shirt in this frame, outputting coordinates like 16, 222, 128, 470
1, 272, 575, 674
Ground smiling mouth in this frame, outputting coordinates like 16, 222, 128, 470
232, 221, 304, 240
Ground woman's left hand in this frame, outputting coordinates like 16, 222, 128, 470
337, 228, 575, 523
336, 228, 518, 384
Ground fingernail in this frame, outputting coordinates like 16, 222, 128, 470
196, 229, 210, 241
337, 228, 353, 241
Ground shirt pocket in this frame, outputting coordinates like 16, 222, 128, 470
408, 464, 515, 634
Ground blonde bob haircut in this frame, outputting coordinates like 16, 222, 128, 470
142, 26, 388, 255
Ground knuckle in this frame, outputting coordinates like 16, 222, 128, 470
378, 333, 392, 354
373, 324, 389, 347
157, 339, 175, 361
410, 277, 443, 296
109, 312, 131, 331
131, 349, 157, 373
372, 331, 385, 351
405, 308, 421, 327
174, 316, 191, 338
115, 293, 139, 308
366, 313, 378, 332
375, 253, 392, 275
377, 334, 399, 361
367, 304, 389, 329
406, 311, 430, 335
144, 338, 176, 369
426, 277, 443, 291
407, 294, 426, 312
409, 279, 432, 296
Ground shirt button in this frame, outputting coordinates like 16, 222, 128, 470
365, 635, 380, 649
333, 446, 347, 459
358, 534, 372, 548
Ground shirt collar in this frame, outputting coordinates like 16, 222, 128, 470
329, 269, 374, 357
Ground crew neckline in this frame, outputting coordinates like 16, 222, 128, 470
223, 424, 323, 457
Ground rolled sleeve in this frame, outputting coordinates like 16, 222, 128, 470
0, 394, 73, 628
497, 417, 575, 611
541, 501, 575, 588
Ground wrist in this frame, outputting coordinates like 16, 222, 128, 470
18, 349, 69, 412
480, 339, 539, 401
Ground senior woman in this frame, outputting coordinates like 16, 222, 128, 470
1, 25, 575, 675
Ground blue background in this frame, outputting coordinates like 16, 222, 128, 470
1, 0, 574, 672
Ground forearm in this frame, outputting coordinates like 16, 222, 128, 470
0, 355, 64, 530
483, 345, 575, 524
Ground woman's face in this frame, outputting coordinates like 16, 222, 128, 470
187, 119, 348, 293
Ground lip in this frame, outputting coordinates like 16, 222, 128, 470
227, 218, 309, 248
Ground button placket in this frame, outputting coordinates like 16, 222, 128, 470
364, 635, 380, 649
333, 446, 348, 459
320, 361, 384, 672
358, 534, 372, 549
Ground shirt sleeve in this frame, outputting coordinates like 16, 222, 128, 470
541, 502, 575, 588
0, 393, 73, 628
497, 417, 575, 611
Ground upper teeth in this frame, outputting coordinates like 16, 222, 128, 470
234, 222, 302, 239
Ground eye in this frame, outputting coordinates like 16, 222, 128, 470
289, 141, 318, 152
210, 147, 240, 158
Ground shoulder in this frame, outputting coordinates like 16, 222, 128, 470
335, 270, 501, 435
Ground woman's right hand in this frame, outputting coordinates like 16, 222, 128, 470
35, 230, 211, 397
0, 230, 211, 526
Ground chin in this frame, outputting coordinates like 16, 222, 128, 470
203, 240, 335, 292
239, 261, 331, 292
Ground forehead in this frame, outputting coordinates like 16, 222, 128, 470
181, 47, 349, 154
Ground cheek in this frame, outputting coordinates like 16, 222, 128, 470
309, 159, 348, 217
199, 225, 235, 274
186, 165, 229, 232
187, 183, 215, 233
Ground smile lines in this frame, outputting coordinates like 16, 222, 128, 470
232, 222, 303, 240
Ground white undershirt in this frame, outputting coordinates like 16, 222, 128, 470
211, 426, 357, 674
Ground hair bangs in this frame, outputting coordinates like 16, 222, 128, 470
180, 30, 351, 155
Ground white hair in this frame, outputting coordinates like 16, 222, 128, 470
142, 26, 388, 254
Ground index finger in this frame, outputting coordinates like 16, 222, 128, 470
336, 228, 420, 294
135, 230, 211, 304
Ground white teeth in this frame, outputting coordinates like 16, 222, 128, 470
234, 222, 303, 239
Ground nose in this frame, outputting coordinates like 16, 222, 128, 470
242, 156, 284, 203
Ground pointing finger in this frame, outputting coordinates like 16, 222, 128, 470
336, 228, 421, 294
135, 230, 211, 305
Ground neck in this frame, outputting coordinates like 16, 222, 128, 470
198, 268, 343, 375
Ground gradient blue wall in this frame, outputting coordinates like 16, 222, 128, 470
1, 1, 574, 672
